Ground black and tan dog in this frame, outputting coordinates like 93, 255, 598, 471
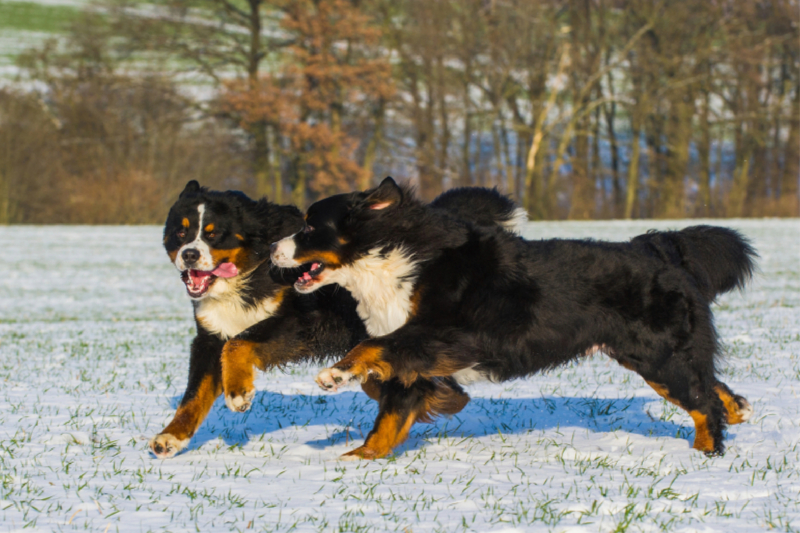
271, 177, 756, 460
150, 180, 524, 458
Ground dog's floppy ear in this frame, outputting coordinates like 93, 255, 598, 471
180, 180, 201, 198
364, 177, 402, 210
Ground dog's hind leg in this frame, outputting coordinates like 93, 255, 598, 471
713, 381, 752, 425
360, 375, 382, 401
635, 357, 728, 456
341, 377, 470, 460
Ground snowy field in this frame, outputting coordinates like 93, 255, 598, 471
1, 220, 799, 533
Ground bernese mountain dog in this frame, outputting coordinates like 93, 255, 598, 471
270, 177, 757, 460
150, 180, 525, 458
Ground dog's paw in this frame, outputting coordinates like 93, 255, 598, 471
340, 445, 384, 461
225, 388, 256, 413
149, 433, 189, 459
734, 396, 753, 423
315, 367, 356, 392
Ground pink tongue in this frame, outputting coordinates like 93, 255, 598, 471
211, 262, 238, 278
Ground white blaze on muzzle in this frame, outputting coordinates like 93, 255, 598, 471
271, 234, 300, 268
176, 204, 214, 272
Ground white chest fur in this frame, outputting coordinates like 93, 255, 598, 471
452, 365, 494, 385
195, 279, 283, 340
334, 247, 419, 337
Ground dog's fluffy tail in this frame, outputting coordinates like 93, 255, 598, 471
431, 187, 528, 234
632, 225, 758, 300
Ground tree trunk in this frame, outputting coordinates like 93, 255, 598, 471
291, 154, 306, 207
435, 54, 450, 190
247, 0, 270, 200
532, 141, 548, 219
744, 72, 771, 216
697, 85, 712, 216
253, 123, 270, 198
780, 80, 799, 215
591, 102, 602, 215
728, 121, 750, 217
567, 1, 594, 220
360, 99, 385, 191
269, 126, 282, 203
491, 122, 502, 189
604, 97, 621, 217
644, 114, 663, 218
461, 75, 472, 188
624, 117, 641, 219
658, 89, 691, 218
499, 114, 514, 193
0, 167, 9, 225
415, 56, 438, 199
568, 117, 593, 220
523, 130, 546, 216
549, 116, 579, 218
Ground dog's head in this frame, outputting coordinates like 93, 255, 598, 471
270, 177, 410, 293
164, 180, 303, 299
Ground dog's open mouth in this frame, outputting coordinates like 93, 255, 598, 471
295, 262, 325, 290
181, 262, 238, 298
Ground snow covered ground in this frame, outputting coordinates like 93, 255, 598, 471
0, 220, 798, 533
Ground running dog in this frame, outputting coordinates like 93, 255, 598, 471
271, 177, 756, 460
150, 180, 524, 458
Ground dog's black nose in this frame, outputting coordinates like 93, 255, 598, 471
182, 248, 200, 265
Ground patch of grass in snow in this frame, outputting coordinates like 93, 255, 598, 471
0, 2, 83, 34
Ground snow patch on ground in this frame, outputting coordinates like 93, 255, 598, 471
0, 220, 798, 532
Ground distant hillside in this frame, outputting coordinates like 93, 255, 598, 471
0, 0, 88, 79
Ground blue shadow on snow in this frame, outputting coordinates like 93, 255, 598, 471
166, 389, 693, 456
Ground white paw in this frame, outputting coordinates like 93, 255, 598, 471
738, 397, 753, 422
225, 389, 256, 413
338, 452, 364, 462
149, 433, 190, 459
315, 368, 355, 392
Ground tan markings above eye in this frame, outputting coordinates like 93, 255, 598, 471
204, 224, 215, 233
182, 218, 190, 228
235, 234, 245, 241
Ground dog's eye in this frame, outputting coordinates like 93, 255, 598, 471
177, 230, 186, 239
303, 225, 314, 234
207, 232, 216, 239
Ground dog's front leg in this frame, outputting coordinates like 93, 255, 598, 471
150, 329, 223, 458
316, 325, 476, 392
220, 339, 261, 413
315, 340, 394, 391
221, 314, 302, 412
